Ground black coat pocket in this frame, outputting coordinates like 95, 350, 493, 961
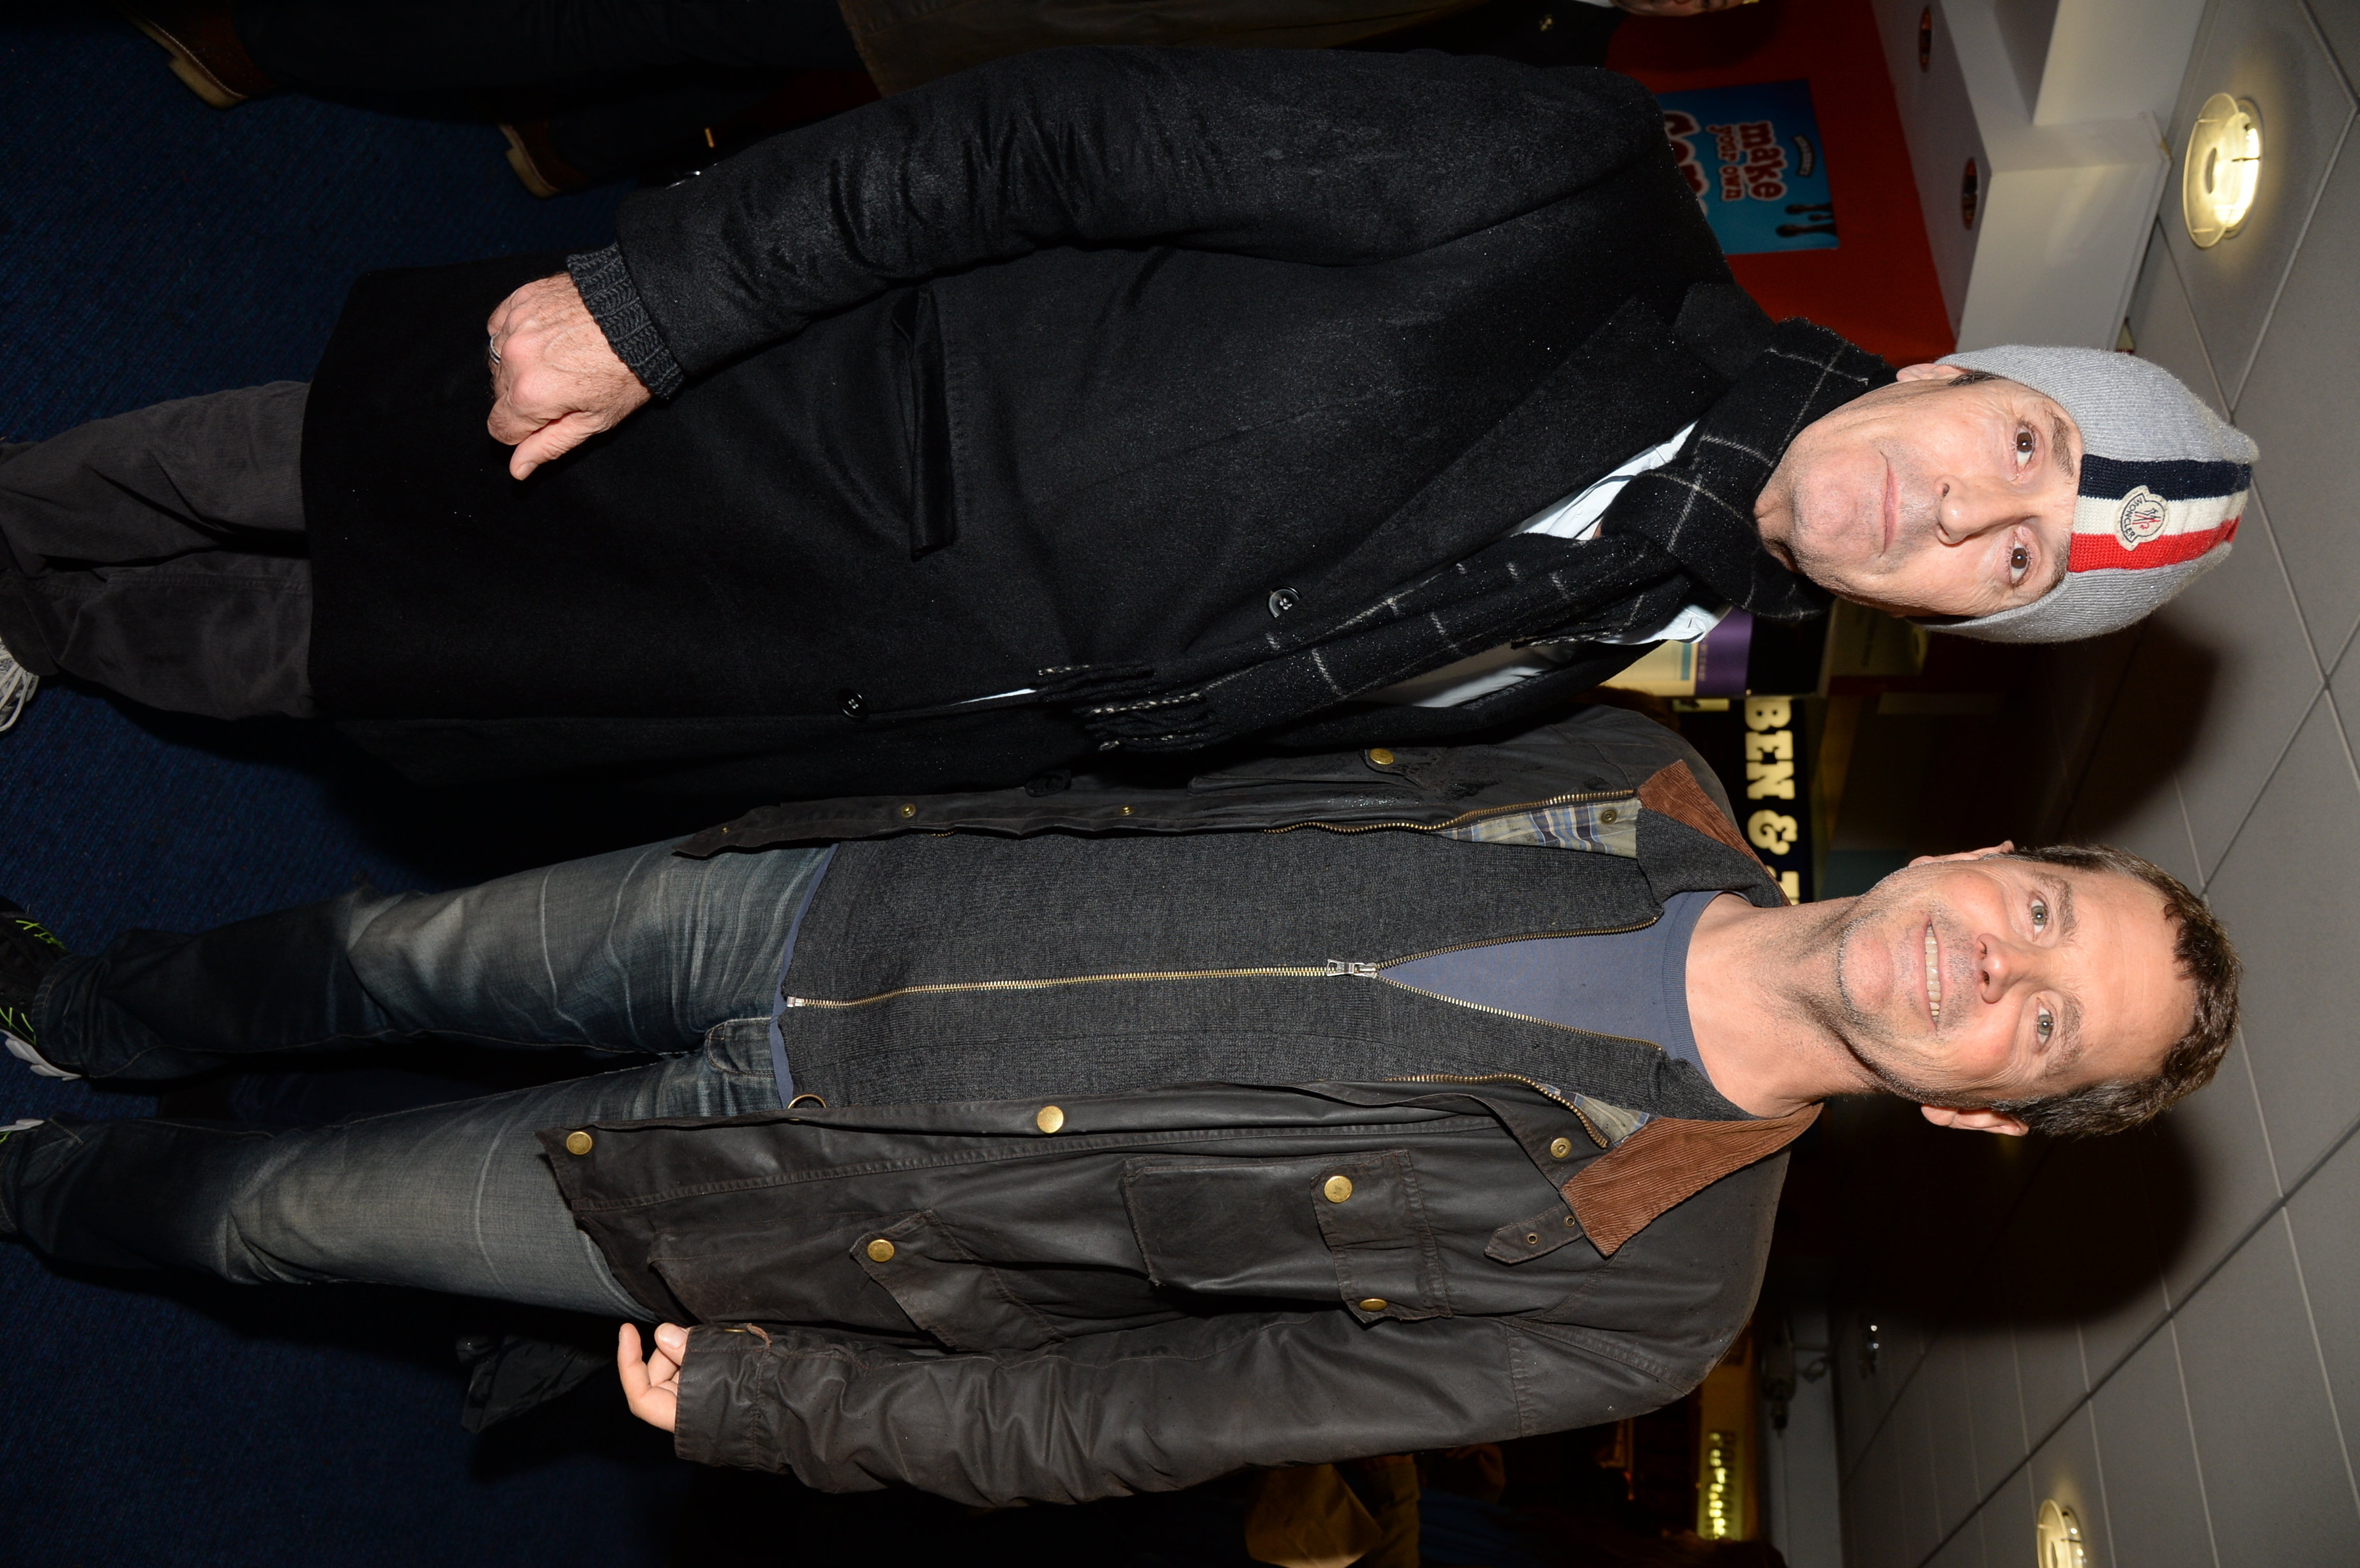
1122, 1150, 1453, 1322
891, 287, 956, 560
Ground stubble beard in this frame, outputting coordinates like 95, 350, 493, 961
1824, 895, 1969, 1105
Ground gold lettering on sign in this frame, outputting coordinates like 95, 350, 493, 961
1744, 759, 1795, 799
1741, 698, 1798, 799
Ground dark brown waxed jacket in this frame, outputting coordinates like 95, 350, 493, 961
540, 706, 1817, 1502
547, 1079, 1809, 1505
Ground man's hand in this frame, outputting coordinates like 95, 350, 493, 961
618, 1321, 689, 1433
487, 274, 653, 480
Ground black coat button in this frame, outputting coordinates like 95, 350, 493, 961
1267, 587, 1300, 617
838, 690, 867, 718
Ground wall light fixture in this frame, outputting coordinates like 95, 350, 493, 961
2036, 1499, 2086, 1568
2183, 93, 2262, 247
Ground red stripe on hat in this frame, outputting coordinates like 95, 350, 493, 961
2070, 516, 2239, 573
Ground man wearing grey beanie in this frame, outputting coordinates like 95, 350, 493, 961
0, 49, 2255, 801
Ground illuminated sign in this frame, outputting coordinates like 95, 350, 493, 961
1701, 1429, 1740, 1540
1741, 697, 1808, 904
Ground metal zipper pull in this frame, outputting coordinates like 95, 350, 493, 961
1325, 960, 1380, 976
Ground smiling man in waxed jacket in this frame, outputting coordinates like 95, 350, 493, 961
0, 703, 2237, 1500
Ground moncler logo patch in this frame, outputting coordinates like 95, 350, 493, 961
2117, 486, 2170, 548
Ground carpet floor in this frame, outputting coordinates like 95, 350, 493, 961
0, 8, 707, 1561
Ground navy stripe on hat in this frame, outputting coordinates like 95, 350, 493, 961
2079, 454, 2251, 501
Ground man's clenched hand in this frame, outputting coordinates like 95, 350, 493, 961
619, 1321, 688, 1433
487, 273, 653, 480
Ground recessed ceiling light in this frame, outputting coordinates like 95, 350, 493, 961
2184, 93, 2262, 248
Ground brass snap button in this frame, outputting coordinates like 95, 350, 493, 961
1366, 748, 1395, 766
897, 804, 917, 818
1601, 808, 1618, 823
1549, 1136, 1574, 1160
1322, 1175, 1354, 1203
1358, 1298, 1388, 1312
1525, 1232, 1541, 1246
563, 1131, 593, 1156
866, 1239, 896, 1263
1035, 1105, 1066, 1135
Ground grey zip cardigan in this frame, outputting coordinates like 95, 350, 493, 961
548, 705, 1816, 1502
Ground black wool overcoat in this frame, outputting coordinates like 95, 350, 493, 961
303, 47, 1762, 797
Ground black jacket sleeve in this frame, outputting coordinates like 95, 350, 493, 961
591, 47, 1668, 393
671, 1309, 1690, 1505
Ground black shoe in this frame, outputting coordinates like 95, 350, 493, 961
0, 903, 75, 1080
0, 1117, 42, 1239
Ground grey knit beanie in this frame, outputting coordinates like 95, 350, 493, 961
1921, 346, 2257, 643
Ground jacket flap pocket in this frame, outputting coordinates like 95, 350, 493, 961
851, 1210, 1065, 1353
1123, 1151, 1451, 1322
1311, 1151, 1453, 1322
1122, 1156, 1336, 1299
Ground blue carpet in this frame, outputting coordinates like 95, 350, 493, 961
0, 9, 699, 1563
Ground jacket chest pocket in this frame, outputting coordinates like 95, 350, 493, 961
1121, 1150, 1453, 1323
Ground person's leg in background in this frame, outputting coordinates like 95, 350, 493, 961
0, 381, 314, 725
518, 65, 876, 195
126, 0, 869, 192
232, 0, 865, 94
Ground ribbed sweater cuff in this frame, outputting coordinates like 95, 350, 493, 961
568, 244, 686, 400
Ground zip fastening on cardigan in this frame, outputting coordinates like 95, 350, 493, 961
780, 910, 1664, 1073
777, 927, 1673, 1150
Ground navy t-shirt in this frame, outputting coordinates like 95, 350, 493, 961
1379, 889, 1723, 1080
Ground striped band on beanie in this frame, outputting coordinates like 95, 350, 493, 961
1919, 346, 2258, 644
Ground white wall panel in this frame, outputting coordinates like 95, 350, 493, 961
2172, 1216, 2360, 1565
2087, 1325, 2219, 1568
2202, 695, 2360, 1182
2232, 135, 2360, 661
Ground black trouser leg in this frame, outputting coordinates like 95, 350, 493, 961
0, 382, 315, 720
234, 0, 864, 93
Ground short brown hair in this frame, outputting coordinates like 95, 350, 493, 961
1986, 845, 2240, 1136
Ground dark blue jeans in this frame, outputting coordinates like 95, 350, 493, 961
6, 839, 828, 1315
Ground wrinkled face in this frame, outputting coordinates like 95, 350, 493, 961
1826, 856, 2192, 1107
1755, 366, 2082, 617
